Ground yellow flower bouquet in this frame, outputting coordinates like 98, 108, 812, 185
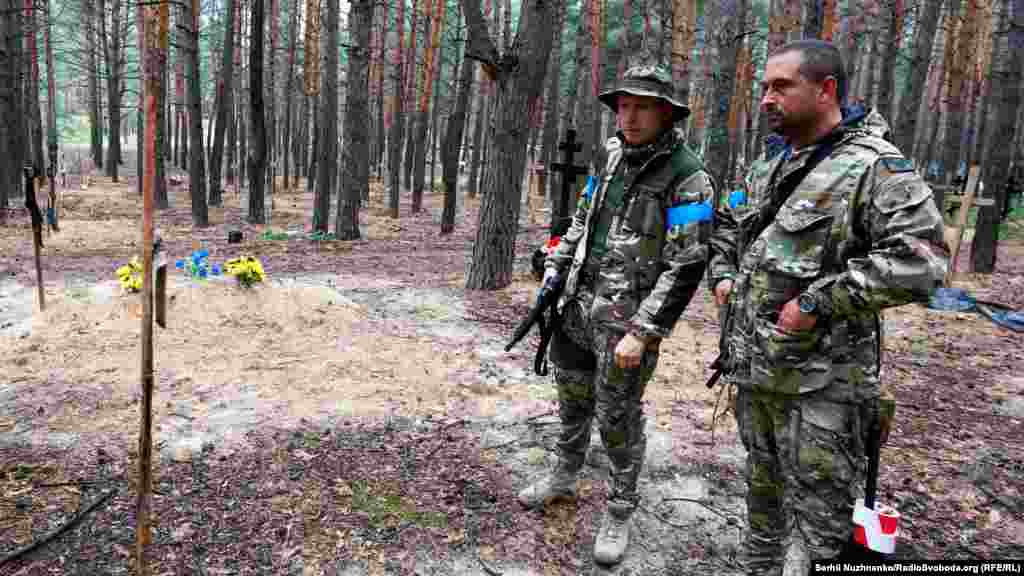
115, 256, 143, 293
224, 255, 266, 288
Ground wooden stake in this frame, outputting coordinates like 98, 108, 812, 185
22, 167, 45, 311
136, 3, 167, 574
944, 165, 981, 286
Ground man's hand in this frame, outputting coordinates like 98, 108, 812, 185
615, 333, 648, 369
778, 298, 817, 332
714, 279, 733, 306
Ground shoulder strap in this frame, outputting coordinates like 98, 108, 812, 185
753, 129, 846, 242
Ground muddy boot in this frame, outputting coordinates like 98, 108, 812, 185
593, 500, 632, 565
517, 464, 578, 509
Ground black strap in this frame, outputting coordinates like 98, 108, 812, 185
752, 129, 846, 244
534, 314, 551, 376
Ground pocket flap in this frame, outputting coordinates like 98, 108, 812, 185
775, 207, 833, 233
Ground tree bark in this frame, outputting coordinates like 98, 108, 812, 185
540, 0, 565, 201
337, 0, 372, 240
462, 0, 559, 290
209, 0, 236, 206
706, 0, 747, 189
187, 0, 208, 226
442, 19, 473, 235
102, 0, 122, 181
942, 0, 973, 182
248, 0, 267, 223
283, 0, 297, 192
412, 0, 445, 213
876, 0, 903, 124
387, 0, 406, 218
313, 0, 336, 231
0, 1, 10, 209
86, 0, 103, 170
895, 0, 941, 156
971, 0, 1022, 272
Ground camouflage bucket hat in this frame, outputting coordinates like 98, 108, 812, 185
598, 64, 690, 122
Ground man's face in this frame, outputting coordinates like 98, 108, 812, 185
617, 94, 673, 146
760, 51, 824, 139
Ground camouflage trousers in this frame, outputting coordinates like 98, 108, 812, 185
734, 385, 870, 576
549, 288, 659, 508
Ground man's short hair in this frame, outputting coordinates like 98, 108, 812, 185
771, 40, 847, 105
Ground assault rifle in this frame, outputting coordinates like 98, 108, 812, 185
505, 275, 564, 376
705, 299, 735, 388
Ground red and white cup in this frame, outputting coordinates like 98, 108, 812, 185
853, 498, 900, 554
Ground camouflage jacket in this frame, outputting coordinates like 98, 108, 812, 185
546, 128, 715, 340
708, 109, 948, 398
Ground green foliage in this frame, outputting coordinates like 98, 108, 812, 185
348, 480, 449, 530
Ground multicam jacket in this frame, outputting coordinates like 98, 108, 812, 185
708, 110, 948, 398
546, 128, 715, 340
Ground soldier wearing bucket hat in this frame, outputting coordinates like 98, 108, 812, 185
517, 63, 715, 565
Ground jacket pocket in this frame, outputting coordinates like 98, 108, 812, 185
759, 206, 833, 281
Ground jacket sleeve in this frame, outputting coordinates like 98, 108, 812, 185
544, 176, 596, 274
707, 186, 741, 290
630, 170, 716, 339
812, 157, 948, 316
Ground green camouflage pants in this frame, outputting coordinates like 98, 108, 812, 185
734, 386, 869, 575
549, 289, 659, 507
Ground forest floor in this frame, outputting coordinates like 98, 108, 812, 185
0, 158, 1023, 575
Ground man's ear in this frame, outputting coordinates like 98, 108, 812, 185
821, 76, 839, 104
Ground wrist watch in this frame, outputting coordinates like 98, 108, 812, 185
797, 291, 823, 316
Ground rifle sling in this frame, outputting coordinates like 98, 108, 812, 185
752, 129, 846, 246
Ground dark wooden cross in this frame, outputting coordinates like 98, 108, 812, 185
549, 129, 589, 238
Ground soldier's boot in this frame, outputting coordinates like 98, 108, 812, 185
517, 463, 579, 509
593, 500, 633, 565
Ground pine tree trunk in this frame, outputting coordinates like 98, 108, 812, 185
412, 0, 445, 213
706, 0, 747, 189
313, 0, 336, 231
803, 0, 823, 38
403, 0, 422, 193
0, 1, 10, 208
895, 0, 941, 156
428, 42, 443, 197
466, 80, 486, 199
155, 12, 169, 209
876, 1, 903, 123
267, 0, 278, 190
462, 0, 558, 290
187, 0, 208, 226
248, 0, 268, 223
87, 0, 103, 170
540, 0, 565, 202
944, 0, 976, 182
442, 16, 473, 235
672, 0, 696, 107
971, 0, 1022, 272
103, 0, 122, 181
374, 12, 386, 178
209, 0, 236, 206
574, 0, 594, 168
283, 0, 297, 192
388, 0, 407, 218
25, 1, 43, 178
337, 0, 372, 239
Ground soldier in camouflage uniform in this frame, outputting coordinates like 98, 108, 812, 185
516, 64, 715, 565
708, 41, 948, 575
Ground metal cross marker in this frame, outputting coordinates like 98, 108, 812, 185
549, 129, 589, 238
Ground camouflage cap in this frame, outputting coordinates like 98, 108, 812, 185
598, 64, 690, 122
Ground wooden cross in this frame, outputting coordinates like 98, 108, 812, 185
549, 129, 589, 238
